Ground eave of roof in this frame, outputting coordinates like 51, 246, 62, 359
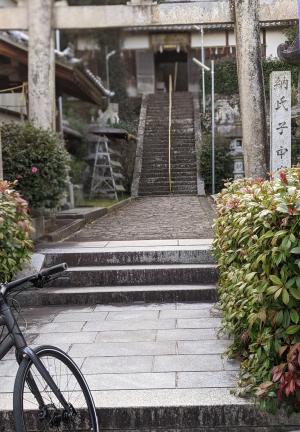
124, 20, 296, 33
0, 32, 113, 106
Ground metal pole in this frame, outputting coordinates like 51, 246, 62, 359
105, 46, 110, 90
56, 30, 63, 134
201, 26, 206, 114
168, 74, 173, 193
211, 60, 215, 195
105, 46, 111, 105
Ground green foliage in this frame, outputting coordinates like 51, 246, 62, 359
284, 25, 298, 45
69, 157, 87, 185
205, 59, 298, 97
199, 136, 233, 194
0, 181, 32, 282
213, 168, 300, 412
262, 59, 299, 98
2, 122, 70, 209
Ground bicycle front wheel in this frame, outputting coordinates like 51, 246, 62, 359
13, 345, 99, 432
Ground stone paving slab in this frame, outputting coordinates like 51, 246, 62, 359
63, 196, 215, 242
0, 301, 235, 404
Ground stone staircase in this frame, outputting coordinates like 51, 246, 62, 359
138, 92, 198, 196
19, 242, 217, 306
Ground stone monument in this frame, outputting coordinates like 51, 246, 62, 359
270, 71, 291, 175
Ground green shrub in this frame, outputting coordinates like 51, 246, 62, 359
0, 181, 32, 282
2, 122, 70, 209
199, 136, 233, 194
213, 168, 300, 413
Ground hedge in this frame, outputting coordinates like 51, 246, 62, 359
2, 122, 69, 209
0, 181, 32, 282
213, 169, 300, 412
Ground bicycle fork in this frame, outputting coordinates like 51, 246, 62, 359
21, 347, 70, 411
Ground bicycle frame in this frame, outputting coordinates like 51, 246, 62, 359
0, 283, 70, 411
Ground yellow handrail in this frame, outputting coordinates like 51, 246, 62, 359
168, 74, 173, 193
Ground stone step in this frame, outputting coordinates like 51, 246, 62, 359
141, 166, 197, 171
139, 182, 197, 189
139, 191, 198, 196
142, 160, 196, 166
142, 149, 195, 153
143, 145, 195, 149
143, 155, 196, 163
17, 284, 217, 307
144, 130, 194, 135
139, 182, 198, 187
140, 177, 197, 184
141, 169, 197, 175
143, 142, 195, 146
140, 173, 197, 178
43, 246, 215, 267
49, 264, 218, 288
142, 155, 196, 161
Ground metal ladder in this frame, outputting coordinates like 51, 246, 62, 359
89, 136, 118, 200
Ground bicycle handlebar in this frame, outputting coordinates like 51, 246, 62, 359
1, 263, 68, 297
39, 263, 68, 278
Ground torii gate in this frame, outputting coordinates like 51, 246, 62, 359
0, 0, 298, 178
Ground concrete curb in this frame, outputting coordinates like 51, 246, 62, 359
43, 198, 132, 242
1, 402, 300, 431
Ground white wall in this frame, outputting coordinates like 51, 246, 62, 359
265, 29, 287, 58
122, 34, 150, 50
189, 28, 287, 58
191, 31, 226, 48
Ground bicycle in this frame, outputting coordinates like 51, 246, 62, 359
0, 263, 99, 432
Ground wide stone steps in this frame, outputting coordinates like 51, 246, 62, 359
23, 243, 217, 306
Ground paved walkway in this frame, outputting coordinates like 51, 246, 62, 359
66, 196, 215, 242
0, 302, 239, 411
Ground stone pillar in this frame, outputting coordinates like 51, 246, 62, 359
234, 0, 268, 178
28, 0, 55, 130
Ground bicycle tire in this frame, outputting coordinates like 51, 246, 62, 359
13, 345, 99, 432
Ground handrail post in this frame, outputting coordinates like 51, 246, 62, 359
168, 74, 172, 193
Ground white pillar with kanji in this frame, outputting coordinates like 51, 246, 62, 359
270, 71, 292, 175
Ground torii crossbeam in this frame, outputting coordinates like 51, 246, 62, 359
0, 0, 297, 30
